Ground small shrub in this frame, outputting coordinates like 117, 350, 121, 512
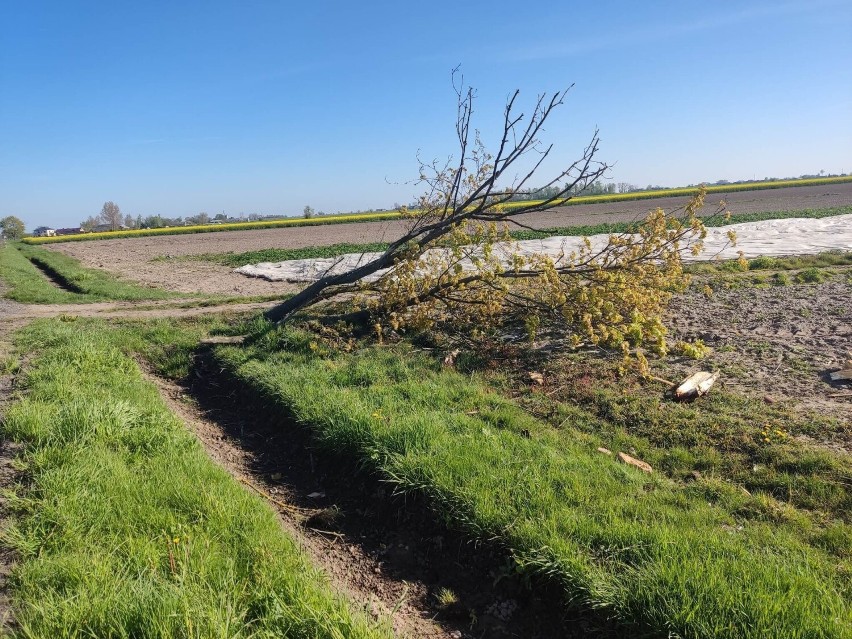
748, 256, 779, 270
796, 267, 828, 284
719, 260, 748, 273
435, 587, 459, 608
772, 272, 791, 286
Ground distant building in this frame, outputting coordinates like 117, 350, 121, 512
33, 226, 56, 237
55, 227, 84, 236
92, 224, 128, 232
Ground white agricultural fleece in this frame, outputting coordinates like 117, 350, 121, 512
236, 214, 852, 283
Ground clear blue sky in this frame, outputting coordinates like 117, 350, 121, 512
2, 0, 850, 230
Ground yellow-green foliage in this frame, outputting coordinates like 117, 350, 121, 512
365, 189, 712, 361
673, 339, 710, 359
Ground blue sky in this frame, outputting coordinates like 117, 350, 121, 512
1, 0, 850, 230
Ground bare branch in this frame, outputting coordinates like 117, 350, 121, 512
264, 76, 615, 324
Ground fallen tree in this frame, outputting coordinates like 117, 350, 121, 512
265, 73, 729, 358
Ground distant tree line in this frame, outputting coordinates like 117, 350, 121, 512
506, 181, 640, 201
77, 206, 300, 230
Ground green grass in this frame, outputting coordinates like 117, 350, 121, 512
10, 314, 850, 636
2, 319, 388, 638
14, 243, 175, 301
690, 249, 852, 276
201, 321, 852, 639
1, 243, 275, 305
182, 206, 852, 268
504, 353, 852, 520
0, 243, 88, 303
0, 242, 176, 303
181, 242, 391, 268
686, 249, 852, 290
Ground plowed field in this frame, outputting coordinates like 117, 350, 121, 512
51, 182, 852, 295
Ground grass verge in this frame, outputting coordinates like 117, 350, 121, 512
203, 321, 851, 639
1, 319, 388, 638
0, 243, 89, 303
13, 243, 175, 302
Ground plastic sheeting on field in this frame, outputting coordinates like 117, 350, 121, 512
235, 213, 852, 283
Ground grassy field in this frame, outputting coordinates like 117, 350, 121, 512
22, 176, 852, 246
2, 318, 388, 638
0, 243, 179, 303
2, 229, 850, 635
13, 243, 175, 301
198, 320, 851, 639
180, 205, 852, 268
3, 307, 850, 636
0, 243, 86, 303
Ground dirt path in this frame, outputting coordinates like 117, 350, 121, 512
0, 298, 277, 327
144, 367, 452, 638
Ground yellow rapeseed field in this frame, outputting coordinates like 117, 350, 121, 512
24, 175, 852, 245
24, 211, 401, 244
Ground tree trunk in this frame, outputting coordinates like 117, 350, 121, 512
264, 279, 333, 322
263, 249, 398, 322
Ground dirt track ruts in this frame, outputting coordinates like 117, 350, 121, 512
144, 350, 583, 638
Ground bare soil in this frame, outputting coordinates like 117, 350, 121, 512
49, 183, 852, 296
0, 299, 278, 329
666, 275, 852, 428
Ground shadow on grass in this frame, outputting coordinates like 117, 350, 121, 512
180, 343, 630, 639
